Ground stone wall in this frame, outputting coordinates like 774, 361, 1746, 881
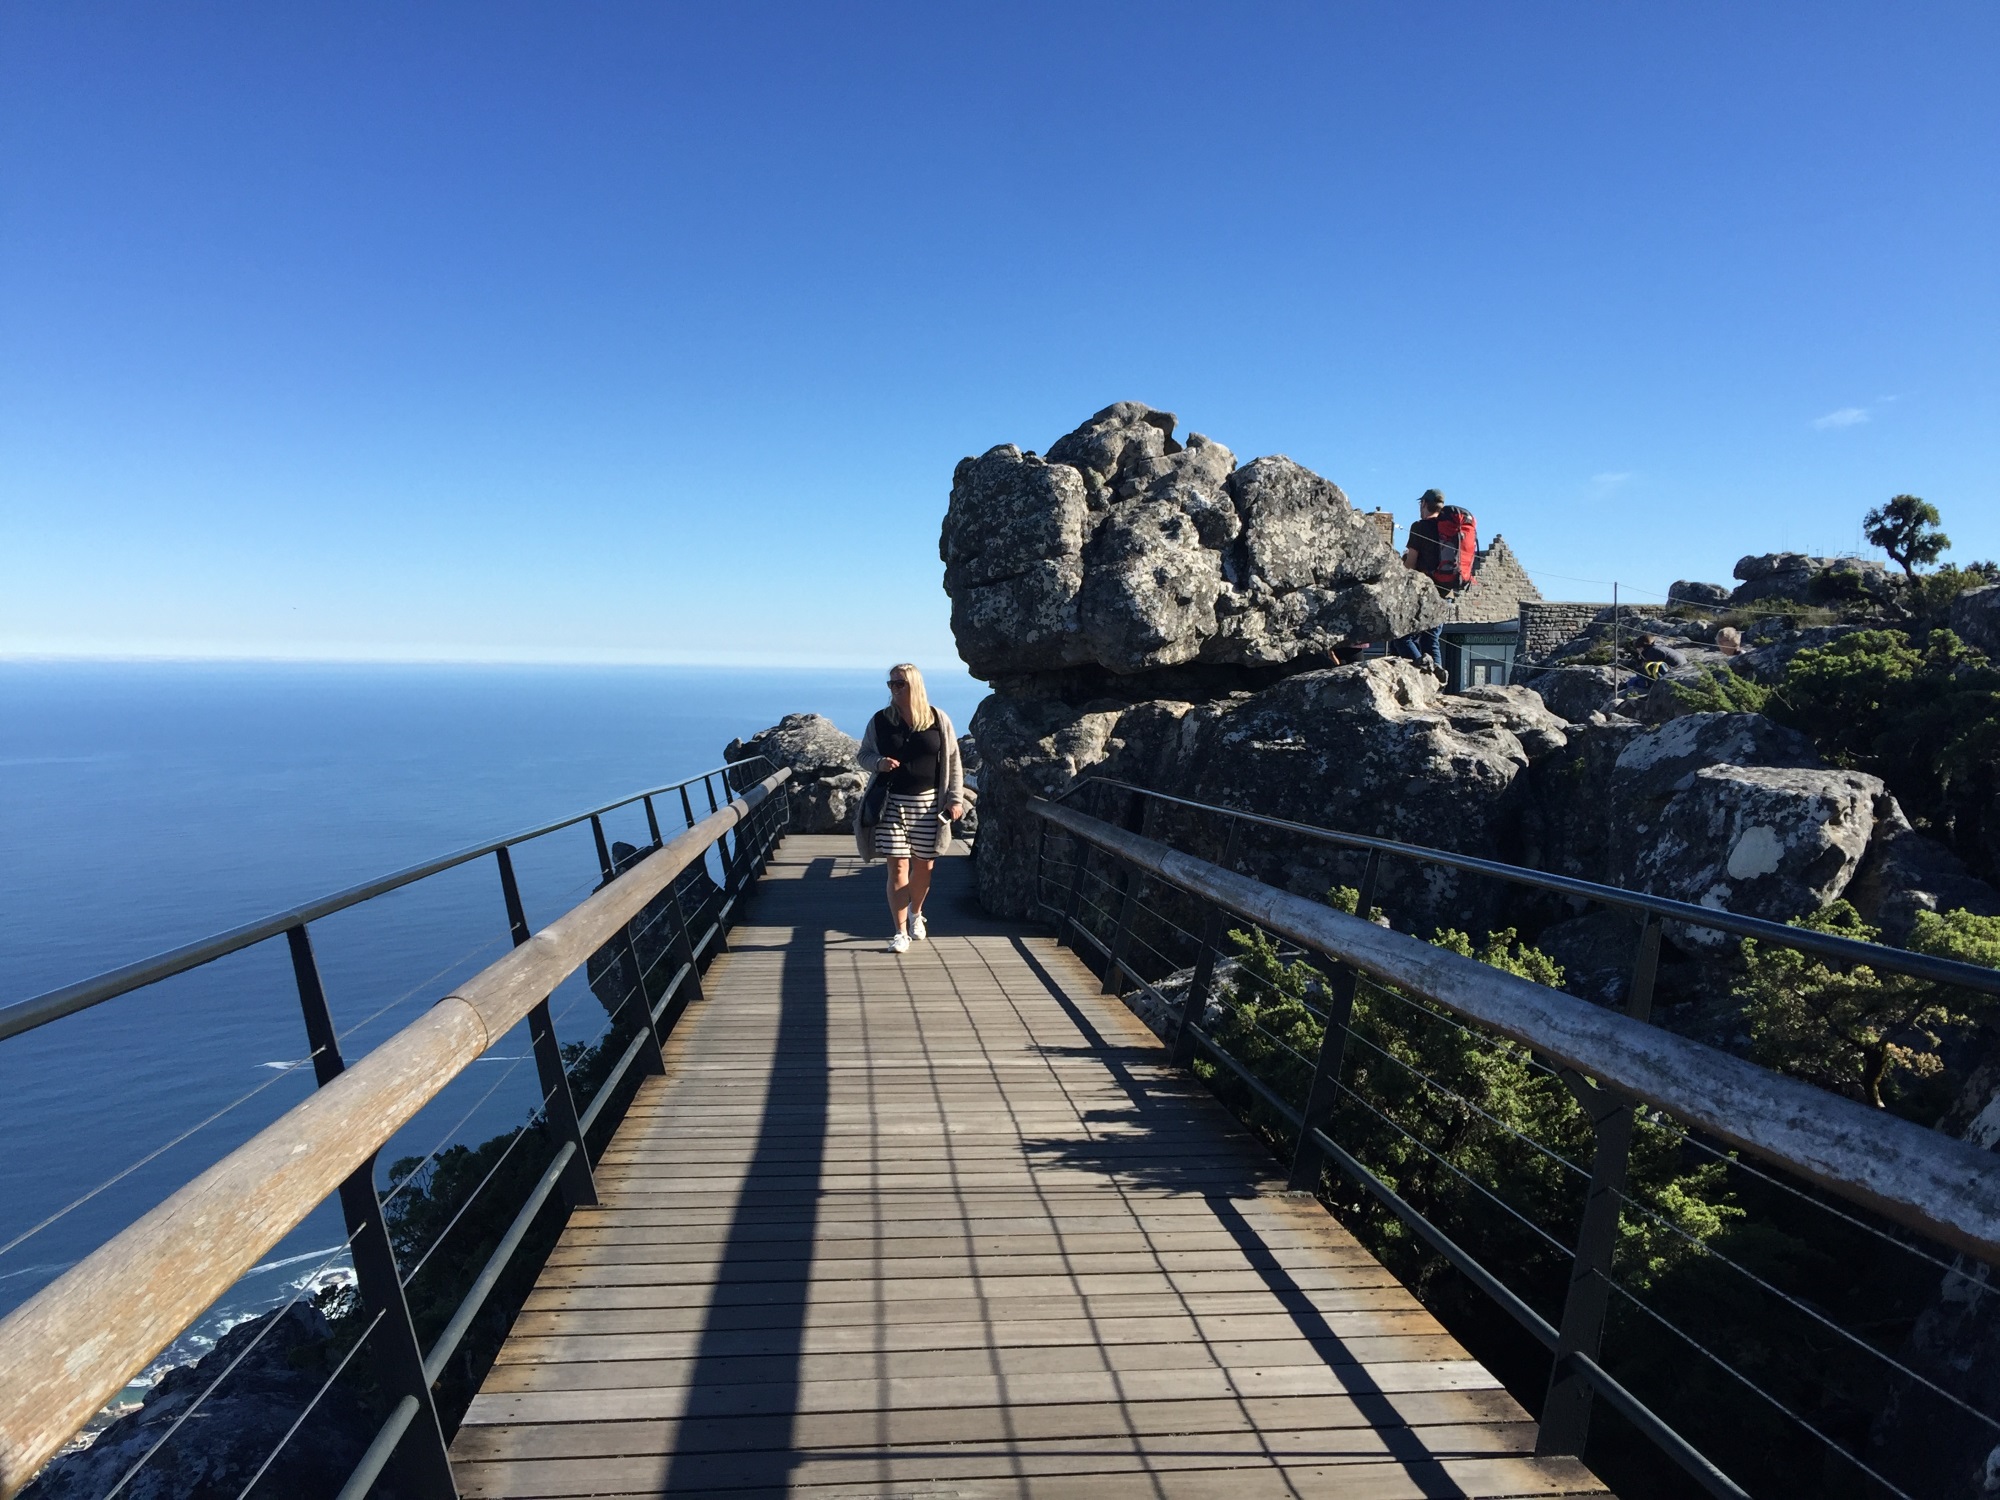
1454, 536, 1542, 625
1520, 600, 1612, 660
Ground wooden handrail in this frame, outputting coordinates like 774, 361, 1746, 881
0, 769, 787, 1495
1032, 795, 2000, 1265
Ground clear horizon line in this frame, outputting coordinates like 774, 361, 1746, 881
0, 645, 970, 673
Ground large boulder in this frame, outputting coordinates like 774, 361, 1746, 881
1516, 665, 1622, 725
942, 404, 1438, 681
1846, 798, 2000, 946
970, 659, 1541, 934
1952, 584, 2000, 658
1521, 712, 1823, 894
1730, 551, 1891, 606
725, 713, 867, 834
1633, 765, 1885, 945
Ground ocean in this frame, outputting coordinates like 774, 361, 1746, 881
0, 659, 985, 1375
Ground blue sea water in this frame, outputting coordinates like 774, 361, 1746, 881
0, 659, 984, 1370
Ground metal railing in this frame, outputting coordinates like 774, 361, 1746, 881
1030, 778, 2000, 1500
0, 760, 792, 1498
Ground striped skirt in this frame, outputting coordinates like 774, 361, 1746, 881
874, 790, 944, 859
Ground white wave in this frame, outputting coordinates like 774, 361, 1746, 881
245, 1244, 348, 1277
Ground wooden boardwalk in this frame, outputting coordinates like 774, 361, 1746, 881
452, 835, 1607, 1499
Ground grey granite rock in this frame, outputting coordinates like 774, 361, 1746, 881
941, 405, 1437, 681
1634, 764, 1885, 946
726, 712, 867, 834
1846, 797, 2000, 945
1951, 584, 2000, 658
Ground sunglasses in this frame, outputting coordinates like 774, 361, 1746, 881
888, 678, 910, 688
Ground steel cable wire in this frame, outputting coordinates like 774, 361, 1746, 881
99, 1224, 373, 1500
1602, 1279, 1926, 1500
397, 1075, 563, 1289
1601, 1179, 2000, 1436
230, 1304, 388, 1500
1338, 1027, 1594, 1181
1330, 1080, 1577, 1258
1671, 1130, 1972, 1283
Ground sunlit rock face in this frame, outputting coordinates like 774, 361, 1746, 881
941, 403, 1437, 682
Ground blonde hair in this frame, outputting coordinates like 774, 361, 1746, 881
888, 663, 936, 731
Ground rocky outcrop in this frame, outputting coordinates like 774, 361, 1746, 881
1671, 580, 1732, 607
1520, 713, 1827, 894
970, 658, 1554, 933
1847, 799, 2000, 946
1953, 584, 2000, 657
1633, 764, 1885, 946
1731, 551, 1893, 606
23, 1302, 374, 1500
942, 403, 1438, 683
725, 713, 867, 834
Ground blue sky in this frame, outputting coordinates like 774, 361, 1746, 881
3, 3, 1994, 669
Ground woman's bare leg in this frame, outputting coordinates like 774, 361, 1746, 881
886, 857, 912, 932
907, 857, 934, 924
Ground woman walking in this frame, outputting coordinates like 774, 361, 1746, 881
856, 664, 966, 953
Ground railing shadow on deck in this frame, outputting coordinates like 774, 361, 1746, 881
1030, 777, 2000, 1500
656, 856, 832, 1497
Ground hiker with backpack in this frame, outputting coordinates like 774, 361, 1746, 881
1397, 489, 1476, 683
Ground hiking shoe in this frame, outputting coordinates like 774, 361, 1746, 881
911, 912, 928, 941
889, 932, 911, 954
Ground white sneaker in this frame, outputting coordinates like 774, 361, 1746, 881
889, 932, 911, 954
911, 912, 928, 941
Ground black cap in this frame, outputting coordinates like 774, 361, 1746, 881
1418, 489, 1445, 508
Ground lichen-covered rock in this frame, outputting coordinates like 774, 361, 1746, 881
725, 713, 867, 834
942, 404, 1438, 681
1952, 584, 2000, 658
1521, 712, 1822, 893
1441, 684, 1571, 759
1846, 798, 2000, 946
969, 659, 1533, 932
1634, 765, 1885, 945
1516, 665, 1621, 724
1730, 551, 1892, 606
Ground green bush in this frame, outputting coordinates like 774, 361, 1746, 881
1206, 905, 1737, 1293
1670, 667, 1772, 715
1737, 900, 2000, 1110
1771, 629, 2000, 881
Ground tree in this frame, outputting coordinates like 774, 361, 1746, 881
1865, 494, 1951, 579
1737, 900, 2000, 1111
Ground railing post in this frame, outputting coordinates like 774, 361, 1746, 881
643, 794, 664, 849
1287, 849, 1382, 1190
591, 816, 668, 1075
495, 848, 596, 1208
285, 924, 458, 1500
1101, 859, 1139, 996
1098, 794, 1151, 996
679, 783, 698, 829
1538, 912, 1662, 1457
1058, 834, 1089, 951
1172, 822, 1240, 1067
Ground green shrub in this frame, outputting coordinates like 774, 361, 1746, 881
1206, 911, 1737, 1291
1670, 667, 1772, 715
1771, 629, 2000, 880
1737, 901, 2000, 1110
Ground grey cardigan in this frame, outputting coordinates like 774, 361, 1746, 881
854, 705, 965, 860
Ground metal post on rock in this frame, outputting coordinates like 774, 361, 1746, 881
285, 924, 459, 1500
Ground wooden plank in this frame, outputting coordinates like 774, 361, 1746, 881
453, 1388, 1535, 1459
451, 836, 1607, 1497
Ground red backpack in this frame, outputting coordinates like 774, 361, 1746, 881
1430, 506, 1476, 590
